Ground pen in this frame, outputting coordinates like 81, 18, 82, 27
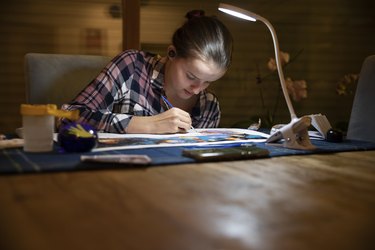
184, 142, 254, 149
161, 95, 174, 109
161, 95, 197, 132
81, 154, 152, 165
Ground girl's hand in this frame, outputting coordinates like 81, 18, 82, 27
126, 108, 192, 134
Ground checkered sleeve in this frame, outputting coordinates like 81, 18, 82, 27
61, 50, 149, 133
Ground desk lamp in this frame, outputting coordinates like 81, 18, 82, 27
218, 3, 323, 150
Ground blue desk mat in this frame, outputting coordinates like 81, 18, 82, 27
1, 139, 375, 174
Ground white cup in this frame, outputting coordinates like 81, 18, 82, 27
21, 104, 56, 152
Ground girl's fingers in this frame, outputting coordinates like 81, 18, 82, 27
126, 108, 192, 134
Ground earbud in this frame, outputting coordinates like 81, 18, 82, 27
326, 129, 343, 143
168, 50, 176, 58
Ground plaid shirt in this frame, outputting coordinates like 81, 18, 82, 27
62, 50, 221, 133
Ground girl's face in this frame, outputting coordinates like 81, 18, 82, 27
165, 56, 226, 100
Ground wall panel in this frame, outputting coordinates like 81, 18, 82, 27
0, 0, 122, 133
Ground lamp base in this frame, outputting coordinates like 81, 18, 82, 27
266, 116, 316, 150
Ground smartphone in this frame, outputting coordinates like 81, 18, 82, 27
182, 146, 269, 162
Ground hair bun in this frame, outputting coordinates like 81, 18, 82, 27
185, 10, 205, 20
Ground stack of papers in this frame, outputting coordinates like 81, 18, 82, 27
94, 128, 269, 152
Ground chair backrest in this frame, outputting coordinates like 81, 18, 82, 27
347, 55, 375, 142
25, 53, 111, 108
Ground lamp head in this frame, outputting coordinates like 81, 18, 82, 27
218, 3, 258, 22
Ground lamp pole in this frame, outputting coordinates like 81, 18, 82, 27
257, 15, 297, 121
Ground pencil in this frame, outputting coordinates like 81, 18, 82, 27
161, 95, 197, 132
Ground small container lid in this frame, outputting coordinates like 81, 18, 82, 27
20, 104, 79, 120
20, 104, 57, 116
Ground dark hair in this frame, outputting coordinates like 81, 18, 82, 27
172, 10, 233, 69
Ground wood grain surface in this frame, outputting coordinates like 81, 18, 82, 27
1, 150, 375, 250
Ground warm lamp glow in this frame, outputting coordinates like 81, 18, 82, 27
218, 4, 256, 22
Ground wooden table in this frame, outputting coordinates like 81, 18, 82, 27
1, 150, 375, 250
